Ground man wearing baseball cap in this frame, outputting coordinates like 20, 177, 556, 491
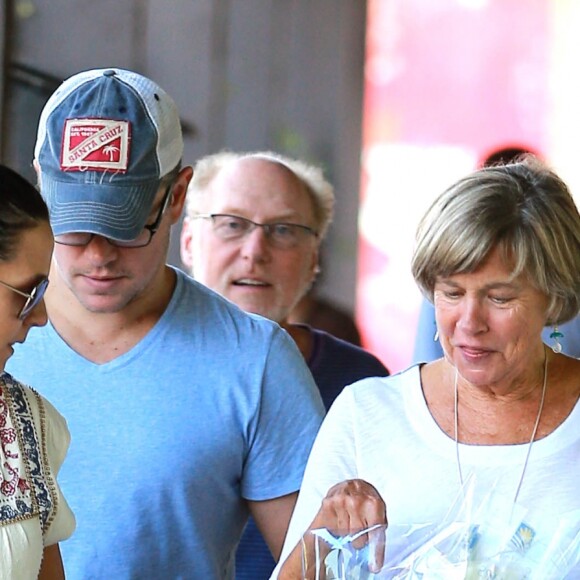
7, 68, 325, 579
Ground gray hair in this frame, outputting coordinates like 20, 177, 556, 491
411, 156, 580, 325
185, 150, 335, 239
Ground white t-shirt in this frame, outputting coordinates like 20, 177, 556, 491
275, 365, 580, 577
0, 373, 75, 580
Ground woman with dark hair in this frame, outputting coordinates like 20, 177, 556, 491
0, 165, 74, 578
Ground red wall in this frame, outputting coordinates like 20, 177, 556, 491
358, 0, 550, 372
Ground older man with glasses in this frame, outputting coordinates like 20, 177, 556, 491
7, 69, 325, 580
180, 150, 389, 580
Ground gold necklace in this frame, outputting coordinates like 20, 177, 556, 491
454, 352, 548, 506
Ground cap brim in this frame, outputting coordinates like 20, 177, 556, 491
41, 174, 160, 241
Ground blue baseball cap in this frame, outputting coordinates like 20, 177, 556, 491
34, 68, 183, 241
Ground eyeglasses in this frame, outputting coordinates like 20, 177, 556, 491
54, 185, 173, 249
194, 214, 318, 249
0, 277, 49, 319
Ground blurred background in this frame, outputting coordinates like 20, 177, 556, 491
2, 0, 579, 373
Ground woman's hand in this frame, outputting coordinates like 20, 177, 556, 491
310, 478, 387, 536
278, 479, 388, 579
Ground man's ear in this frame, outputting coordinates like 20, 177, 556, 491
180, 216, 194, 271
310, 246, 321, 282
168, 166, 194, 224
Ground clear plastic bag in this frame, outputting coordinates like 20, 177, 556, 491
301, 523, 388, 579
300, 480, 580, 579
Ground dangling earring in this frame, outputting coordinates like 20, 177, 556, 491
433, 329, 439, 342
550, 325, 564, 354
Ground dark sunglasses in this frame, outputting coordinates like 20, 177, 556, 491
0, 277, 49, 319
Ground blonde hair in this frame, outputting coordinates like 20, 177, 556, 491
412, 156, 580, 325
185, 150, 335, 239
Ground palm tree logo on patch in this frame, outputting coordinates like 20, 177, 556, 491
103, 145, 120, 161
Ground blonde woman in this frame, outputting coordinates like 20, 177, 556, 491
275, 157, 580, 578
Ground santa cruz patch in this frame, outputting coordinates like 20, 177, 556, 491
61, 118, 131, 171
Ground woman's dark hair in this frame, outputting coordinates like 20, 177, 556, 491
0, 165, 49, 261
479, 145, 539, 168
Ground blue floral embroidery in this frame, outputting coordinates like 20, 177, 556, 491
0, 373, 53, 531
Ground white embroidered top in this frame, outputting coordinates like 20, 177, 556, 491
0, 373, 75, 579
